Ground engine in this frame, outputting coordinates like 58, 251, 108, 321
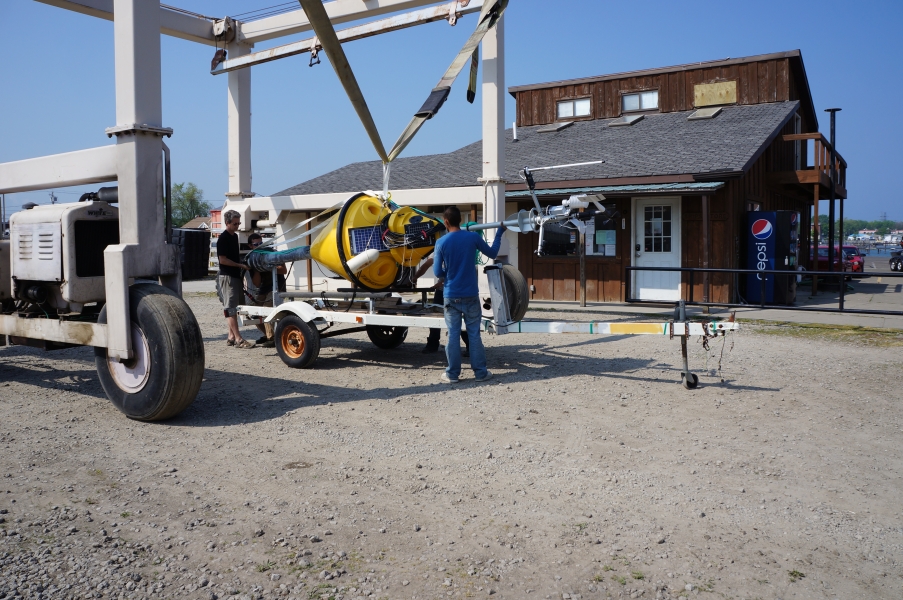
8, 200, 119, 312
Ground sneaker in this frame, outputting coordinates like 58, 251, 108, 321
440, 372, 459, 384
421, 344, 441, 354
475, 371, 493, 382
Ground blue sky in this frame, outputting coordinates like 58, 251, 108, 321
2, 0, 902, 220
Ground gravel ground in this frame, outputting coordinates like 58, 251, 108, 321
1, 292, 902, 600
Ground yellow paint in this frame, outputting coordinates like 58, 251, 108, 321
609, 323, 666, 335
694, 81, 737, 107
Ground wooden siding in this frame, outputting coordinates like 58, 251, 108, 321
516, 58, 795, 127
515, 130, 815, 304
518, 198, 631, 303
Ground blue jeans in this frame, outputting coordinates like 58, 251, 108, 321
444, 296, 487, 380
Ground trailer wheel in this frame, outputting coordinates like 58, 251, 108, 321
275, 315, 321, 368
366, 325, 408, 349
682, 372, 699, 390
95, 284, 204, 421
502, 264, 530, 322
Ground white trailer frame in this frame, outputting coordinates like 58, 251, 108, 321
237, 296, 740, 387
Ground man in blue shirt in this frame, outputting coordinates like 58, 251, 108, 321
433, 206, 506, 383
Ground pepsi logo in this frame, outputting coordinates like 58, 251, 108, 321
751, 219, 773, 240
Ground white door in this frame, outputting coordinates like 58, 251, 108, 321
633, 197, 681, 301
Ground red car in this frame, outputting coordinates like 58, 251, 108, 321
841, 245, 866, 277
812, 246, 854, 277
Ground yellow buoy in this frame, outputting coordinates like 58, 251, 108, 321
309, 193, 439, 291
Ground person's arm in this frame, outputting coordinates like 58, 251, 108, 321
217, 256, 250, 271
414, 257, 434, 279
474, 225, 507, 260
433, 247, 447, 280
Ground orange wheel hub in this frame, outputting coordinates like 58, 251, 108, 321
281, 325, 306, 359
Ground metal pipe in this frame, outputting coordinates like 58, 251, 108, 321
271, 267, 281, 307
839, 196, 845, 310
701, 194, 710, 305
163, 141, 172, 243
678, 300, 689, 377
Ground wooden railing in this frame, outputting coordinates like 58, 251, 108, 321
782, 133, 847, 190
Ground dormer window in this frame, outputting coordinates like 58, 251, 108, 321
557, 98, 591, 119
621, 90, 658, 113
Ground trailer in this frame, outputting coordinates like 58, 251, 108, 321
237, 275, 740, 389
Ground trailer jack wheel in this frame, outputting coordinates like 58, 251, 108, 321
682, 372, 699, 390
95, 284, 205, 421
275, 315, 321, 368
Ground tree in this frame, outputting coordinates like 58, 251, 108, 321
171, 182, 212, 227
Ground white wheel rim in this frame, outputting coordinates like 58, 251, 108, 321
107, 324, 151, 393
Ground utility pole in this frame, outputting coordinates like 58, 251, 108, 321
825, 107, 841, 307
49, 191, 58, 205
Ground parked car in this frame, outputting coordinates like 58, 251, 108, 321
811, 246, 854, 280
890, 251, 902, 272
841, 245, 865, 277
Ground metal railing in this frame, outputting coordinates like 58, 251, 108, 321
625, 266, 903, 317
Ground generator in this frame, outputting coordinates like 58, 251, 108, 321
9, 200, 119, 312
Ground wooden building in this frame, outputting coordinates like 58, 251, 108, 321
507, 49, 845, 303
277, 50, 845, 304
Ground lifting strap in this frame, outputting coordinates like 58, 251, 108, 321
297, 0, 508, 187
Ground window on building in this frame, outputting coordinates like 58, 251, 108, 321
556, 98, 591, 119
622, 90, 658, 113
643, 205, 672, 253
584, 205, 619, 257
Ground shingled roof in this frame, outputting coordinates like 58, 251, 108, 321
274, 101, 799, 196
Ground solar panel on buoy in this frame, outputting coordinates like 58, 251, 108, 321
348, 226, 388, 254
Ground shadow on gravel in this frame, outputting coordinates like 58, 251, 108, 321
167, 331, 780, 426
0, 347, 107, 400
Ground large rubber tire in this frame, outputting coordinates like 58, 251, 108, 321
274, 315, 321, 368
366, 325, 408, 349
94, 284, 204, 421
501, 264, 530, 322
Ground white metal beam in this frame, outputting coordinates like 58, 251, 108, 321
0, 315, 108, 347
481, 13, 505, 252
0, 145, 118, 194
238, 0, 444, 44
227, 42, 253, 197
213, 0, 483, 75
35, 0, 217, 45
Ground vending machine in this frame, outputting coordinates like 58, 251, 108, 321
745, 211, 799, 305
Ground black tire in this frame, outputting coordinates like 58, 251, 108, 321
94, 284, 205, 421
682, 372, 699, 390
366, 325, 408, 349
274, 315, 321, 368
501, 264, 530, 322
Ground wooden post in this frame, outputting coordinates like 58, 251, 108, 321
701, 194, 710, 313
306, 211, 313, 292
812, 187, 819, 295
470, 204, 478, 225
579, 231, 587, 307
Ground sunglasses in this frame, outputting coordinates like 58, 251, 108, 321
249, 241, 262, 247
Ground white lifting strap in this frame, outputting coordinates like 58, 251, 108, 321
296, 0, 508, 192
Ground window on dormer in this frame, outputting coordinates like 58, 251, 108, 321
556, 98, 591, 119
622, 90, 658, 113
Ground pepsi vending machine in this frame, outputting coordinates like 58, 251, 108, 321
745, 211, 799, 304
